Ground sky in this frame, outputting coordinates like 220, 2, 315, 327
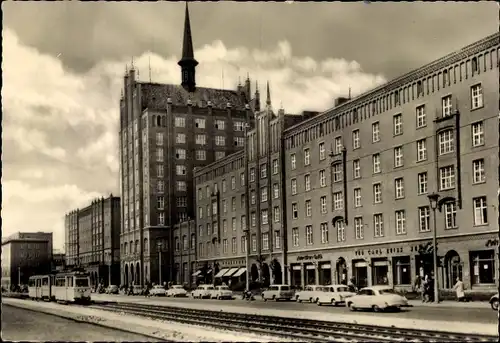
2, 1, 497, 252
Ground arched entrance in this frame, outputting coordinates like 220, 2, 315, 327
135, 262, 140, 285
130, 267, 135, 285
444, 250, 463, 288
336, 257, 348, 284
124, 264, 129, 285
250, 264, 259, 282
271, 259, 282, 284
261, 263, 270, 287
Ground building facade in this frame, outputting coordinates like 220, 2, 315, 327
1, 232, 52, 290
64, 195, 121, 287
118, 3, 257, 286
283, 33, 499, 292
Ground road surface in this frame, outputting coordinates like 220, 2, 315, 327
2, 304, 159, 341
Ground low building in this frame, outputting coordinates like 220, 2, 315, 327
52, 252, 66, 272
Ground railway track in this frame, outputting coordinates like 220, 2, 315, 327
90, 302, 497, 342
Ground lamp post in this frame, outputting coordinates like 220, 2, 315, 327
427, 193, 440, 303
243, 121, 251, 292
157, 242, 163, 285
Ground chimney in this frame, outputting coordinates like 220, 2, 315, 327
334, 97, 349, 108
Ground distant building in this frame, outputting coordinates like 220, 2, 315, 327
1, 232, 53, 289
64, 195, 121, 287
52, 252, 66, 272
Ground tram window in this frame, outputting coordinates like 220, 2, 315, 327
67, 277, 73, 287
29, 279, 35, 287
75, 278, 89, 287
42, 278, 49, 286
56, 278, 65, 287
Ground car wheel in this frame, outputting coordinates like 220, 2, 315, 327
372, 305, 381, 312
317, 301, 322, 306
331, 299, 338, 306
309, 297, 313, 303
491, 298, 499, 311
348, 302, 356, 311
315, 298, 319, 303
296, 295, 301, 303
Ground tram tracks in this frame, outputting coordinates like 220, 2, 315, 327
90, 302, 497, 342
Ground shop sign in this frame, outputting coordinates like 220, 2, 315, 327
297, 254, 323, 261
485, 239, 499, 248
355, 247, 404, 256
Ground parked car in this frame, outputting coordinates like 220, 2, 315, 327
261, 285, 294, 301
346, 286, 408, 312
295, 285, 325, 303
212, 285, 233, 300
191, 285, 215, 299
489, 293, 499, 311
150, 285, 167, 297
317, 285, 356, 306
105, 285, 119, 294
167, 285, 188, 297
128, 285, 143, 296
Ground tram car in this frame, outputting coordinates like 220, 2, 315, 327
52, 271, 91, 304
28, 274, 55, 301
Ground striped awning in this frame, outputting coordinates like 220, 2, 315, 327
192, 270, 202, 276
233, 268, 246, 277
222, 267, 239, 277
215, 268, 229, 278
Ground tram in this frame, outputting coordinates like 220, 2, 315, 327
28, 271, 91, 304
28, 275, 55, 301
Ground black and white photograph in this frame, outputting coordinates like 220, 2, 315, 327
2, 1, 499, 341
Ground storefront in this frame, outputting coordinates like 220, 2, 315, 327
318, 262, 331, 285
352, 260, 368, 288
291, 265, 301, 287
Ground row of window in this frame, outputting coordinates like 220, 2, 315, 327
198, 231, 282, 257
173, 117, 246, 131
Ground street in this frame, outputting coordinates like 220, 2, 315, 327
2, 304, 159, 341
96, 293, 497, 324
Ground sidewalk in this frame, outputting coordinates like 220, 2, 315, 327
407, 299, 490, 309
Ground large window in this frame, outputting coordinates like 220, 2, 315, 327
470, 250, 495, 285
438, 130, 454, 155
392, 256, 411, 285
473, 197, 488, 226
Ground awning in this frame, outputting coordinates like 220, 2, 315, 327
354, 261, 367, 267
292, 265, 301, 271
373, 260, 388, 267
192, 270, 202, 276
306, 265, 315, 270
215, 268, 229, 278
207, 269, 213, 274
321, 264, 331, 269
223, 267, 239, 277
233, 268, 246, 277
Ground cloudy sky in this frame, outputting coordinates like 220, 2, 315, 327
2, 1, 497, 251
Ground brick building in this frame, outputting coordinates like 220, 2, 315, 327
283, 33, 499, 292
1, 232, 53, 290
64, 195, 121, 287
118, 3, 258, 286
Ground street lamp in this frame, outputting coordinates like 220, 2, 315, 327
157, 242, 163, 285
243, 121, 251, 292
427, 193, 440, 303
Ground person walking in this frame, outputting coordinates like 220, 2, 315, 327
452, 277, 465, 302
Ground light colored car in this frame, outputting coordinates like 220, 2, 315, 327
149, 285, 167, 296
191, 284, 215, 299
317, 285, 356, 306
489, 293, 499, 311
262, 285, 294, 302
295, 285, 325, 303
211, 285, 233, 300
346, 286, 408, 312
166, 285, 188, 297
105, 285, 119, 294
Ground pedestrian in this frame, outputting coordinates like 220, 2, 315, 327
347, 278, 357, 293
452, 277, 465, 302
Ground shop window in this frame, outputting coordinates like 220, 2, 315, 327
392, 256, 411, 285
470, 250, 495, 285
444, 250, 463, 289
353, 260, 368, 288
319, 263, 332, 286
305, 264, 316, 285
371, 259, 389, 285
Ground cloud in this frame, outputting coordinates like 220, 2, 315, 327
2, 27, 386, 250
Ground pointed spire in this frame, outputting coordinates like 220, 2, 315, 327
131, 57, 135, 70
181, 2, 195, 61
255, 81, 259, 94
178, 1, 199, 92
266, 81, 271, 106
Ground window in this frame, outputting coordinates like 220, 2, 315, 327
306, 225, 313, 245
157, 180, 164, 193
207, 223, 211, 235
353, 160, 361, 179
261, 209, 269, 225
222, 180, 227, 193
176, 148, 186, 160
175, 117, 186, 127
273, 159, 279, 174
176, 165, 186, 176
393, 256, 411, 285
156, 164, 164, 178
215, 151, 225, 160
305, 200, 312, 217
215, 119, 225, 130
222, 199, 227, 213
333, 163, 342, 182
319, 142, 326, 160
439, 166, 455, 190
374, 214, 384, 237
158, 212, 165, 225
215, 136, 225, 146
372, 154, 381, 173
251, 212, 256, 226
354, 188, 361, 207
274, 206, 280, 222
471, 250, 495, 285
195, 134, 206, 145
176, 133, 186, 144
273, 183, 279, 199
260, 163, 267, 179
393, 114, 403, 136
333, 192, 343, 210
240, 172, 245, 186
352, 129, 360, 149
292, 228, 299, 247
241, 216, 246, 231
372, 122, 380, 142
444, 202, 457, 229
395, 178, 405, 199
320, 223, 329, 243
304, 148, 310, 165
232, 217, 236, 231
471, 84, 483, 109
194, 118, 206, 129
438, 130, 454, 155
195, 150, 206, 160
373, 183, 382, 204
442, 95, 452, 117
473, 159, 485, 184
473, 197, 488, 225
274, 230, 281, 249
290, 154, 296, 170
304, 174, 311, 191
156, 132, 164, 145
250, 168, 255, 182
250, 190, 256, 204
394, 146, 403, 168
334, 137, 343, 154
416, 139, 427, 162
319, 170, 326, 187
320, 196, 327, 214
231, 176, 236, 190
241, 236, 246, 253
336, 220, 345, 242
231, 237, 237, 253
395, 210, 406, 234
241, 194, 245, 208
471, 122, 484, 147
156, 148, 164, 162
262, 233, 269, 250
234, 121, 244, 131
157, 196, 165, 210
222, 239, 228, 254
354, 217, 364, 239
177, 181, 187, 191
418, 172, 428, 194
416, 105, 426, 128
292, 203, 298, 219
234, 137, 245, 147
291, 179, 297, 195
418, 206, 430, 232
